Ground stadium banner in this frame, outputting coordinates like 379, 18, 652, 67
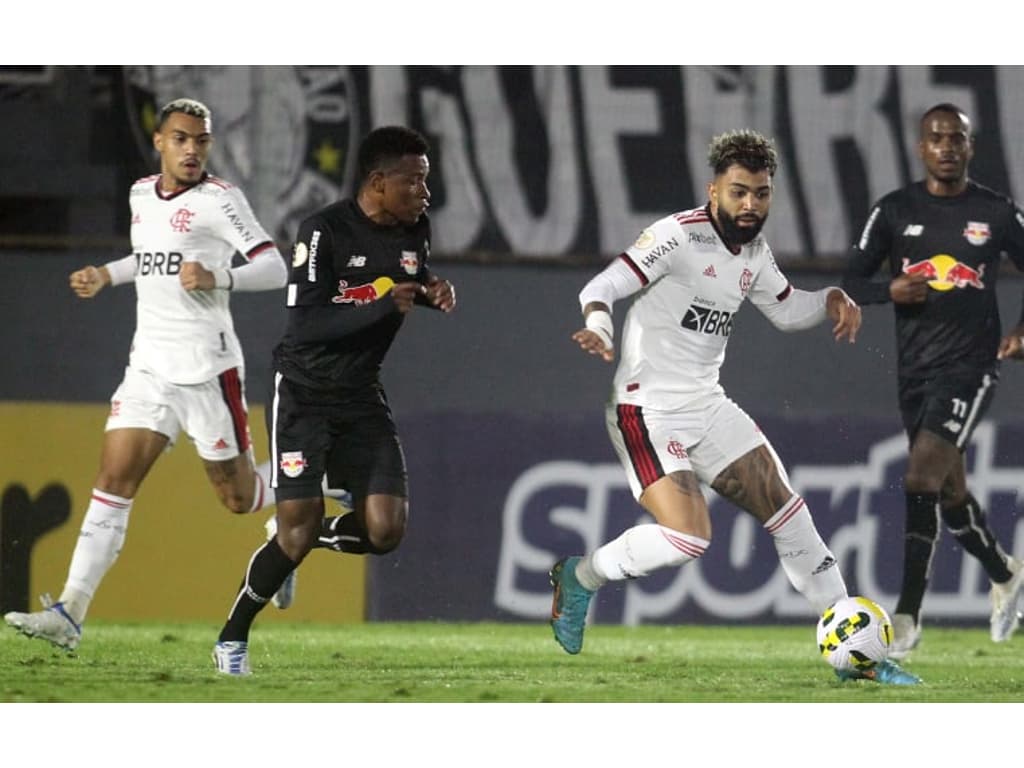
119, 65, 1024, 264
374, 411, 1024, 626
0, 403, 365, 623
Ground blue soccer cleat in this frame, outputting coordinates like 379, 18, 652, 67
212, 640, 251, 676
835, 658, 921, 685
549, 556, 595, 655
3, 594, 82, 651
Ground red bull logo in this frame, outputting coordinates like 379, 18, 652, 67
400, 250, 419, 275
963, 221, 991, 246
331, 276, 395, 305
901, 255, 985, 291
279, 451, 307, 479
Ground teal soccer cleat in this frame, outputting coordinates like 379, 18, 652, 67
835, 658, 921, 685
549, 556, 595, 655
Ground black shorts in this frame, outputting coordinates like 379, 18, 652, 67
898, 367, 998, 450
266, 372, 408, 502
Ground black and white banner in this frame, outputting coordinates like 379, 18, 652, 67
123, 65, 1024, 265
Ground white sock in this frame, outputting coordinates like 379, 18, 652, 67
59, 489, 133, 624
765, 495, 847, 613
582, 524, 709, 588
249, 470, 268, 513
253, 460, 276, 511
253, 459, 351, 511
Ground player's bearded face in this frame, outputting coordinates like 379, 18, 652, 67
718, 206, 768, 245
711, 166, 772, 247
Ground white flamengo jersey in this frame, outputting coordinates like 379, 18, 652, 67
126, 174, 276, 385
613, 205, 793, 409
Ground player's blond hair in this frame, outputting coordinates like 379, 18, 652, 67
707, 129, 778, 177
157, 98, 212, 130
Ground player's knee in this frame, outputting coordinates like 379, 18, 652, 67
366, 520, 406, 554
94, 474, 141, 499
903, 468, 941, 493
219, 486, 253, 514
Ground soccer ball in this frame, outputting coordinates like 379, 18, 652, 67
816, 595, 893, 673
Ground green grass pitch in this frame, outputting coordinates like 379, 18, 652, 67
3, 620, 1022, 702
2, 620, 1020, 765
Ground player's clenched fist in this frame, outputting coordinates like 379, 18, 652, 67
392, 282, 426, 313
179, 262, 216, 291
69, 266, 109, 298
424, 275, 456, 313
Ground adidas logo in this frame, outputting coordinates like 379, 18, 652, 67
703, 264, 717, 278
213, 438, 229, 450
812, 555, 837, 575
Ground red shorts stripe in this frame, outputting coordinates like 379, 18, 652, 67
616, 404, 663, 489
218, 367, 251, 453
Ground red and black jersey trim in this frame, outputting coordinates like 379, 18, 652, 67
245, 241, 276, 260
218, 367, 250, 452
616, 404, 663, 488
152, 172, 215, 201
776, 283, 793, 302
618, 253, 649, 286
674, 207, 710, 226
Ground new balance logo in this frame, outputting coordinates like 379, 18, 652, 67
703, 264, 717, 278
347, 255, 367, 267
903, 225, 923, 236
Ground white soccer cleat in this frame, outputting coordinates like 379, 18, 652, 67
4, 594, 82, 651
264, 515, 295, 609
990, 556, 1024, 643
212, 640, 251, 676
888, 613, 921, 660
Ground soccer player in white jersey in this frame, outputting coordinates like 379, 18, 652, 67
550, 129, 920, 685
3, 98, 289, 651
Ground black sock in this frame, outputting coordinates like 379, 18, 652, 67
219, 537, 297, 643
316, 513, 370, 553
895, 492, 940, 620
941, 494, 1012, 583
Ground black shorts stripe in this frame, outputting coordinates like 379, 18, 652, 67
616, 404, 663, 488
218, 367, 250, 452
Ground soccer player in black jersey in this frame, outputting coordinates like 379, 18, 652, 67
843, 103, 1024, 660
212, 125, 455, 675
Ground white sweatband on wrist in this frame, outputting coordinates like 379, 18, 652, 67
213, 268, 234, 290
103, 253, 137, 286
585, 309, 614, 349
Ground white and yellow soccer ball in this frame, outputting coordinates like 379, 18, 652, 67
816, 595, 894, 673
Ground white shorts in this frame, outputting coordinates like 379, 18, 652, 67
606, 392, 767, 500
106, 365, 252, 461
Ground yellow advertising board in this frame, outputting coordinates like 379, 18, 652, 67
0, 402, 365, 623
